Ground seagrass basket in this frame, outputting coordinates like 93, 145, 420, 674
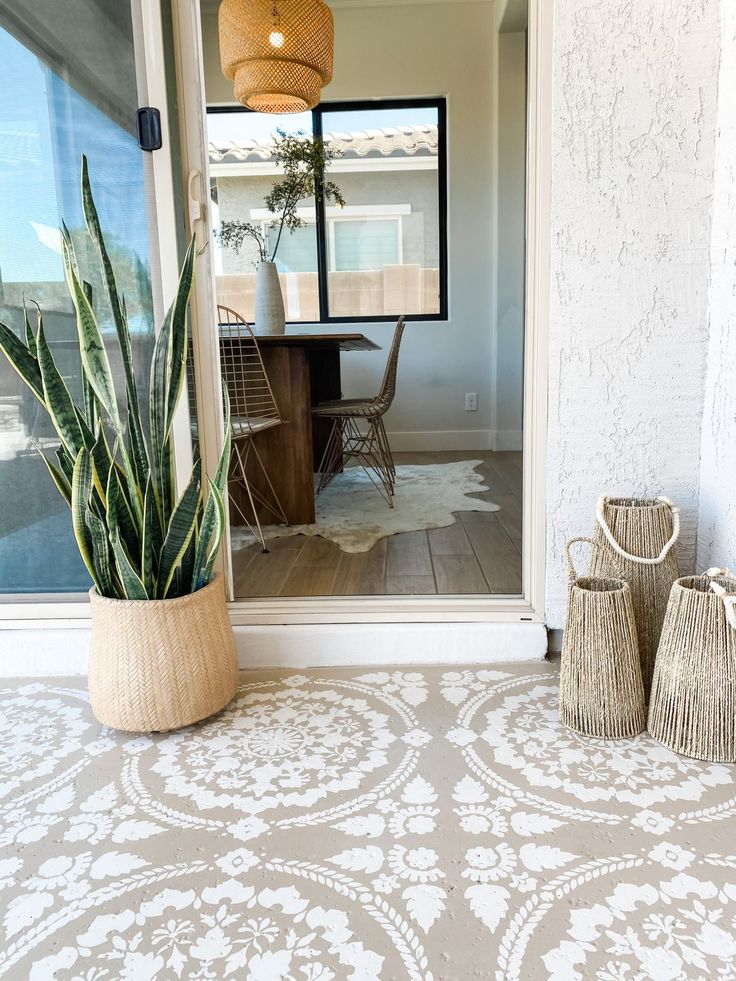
560, 537, 645, 738
648, 571, 736, 762
590, 496, 680, 698
88, 575, 238, 733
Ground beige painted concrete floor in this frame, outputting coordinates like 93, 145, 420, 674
2, 661, 736, 979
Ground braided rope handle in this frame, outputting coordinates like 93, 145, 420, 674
705, 567, 736, 630
565, 536, 627, 585
595, 495, 680, 565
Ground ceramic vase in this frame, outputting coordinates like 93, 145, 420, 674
254, 260, 286, 335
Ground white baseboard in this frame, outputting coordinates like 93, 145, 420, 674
387, 430, 493, 452
491, 430, 524, 451
387, 430, 523, 453
1, 622, 547, 676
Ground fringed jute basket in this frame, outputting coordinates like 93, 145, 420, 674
590, 496, 680, 698
648, 570, 736, 762
560, 537, 645, 738
88, 575, 238, 733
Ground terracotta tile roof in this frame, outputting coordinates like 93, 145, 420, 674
209, 124, 438, 164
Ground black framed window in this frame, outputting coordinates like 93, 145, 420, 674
207, 98, 448, 324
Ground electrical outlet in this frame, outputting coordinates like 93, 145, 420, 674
465, 392, 478, 411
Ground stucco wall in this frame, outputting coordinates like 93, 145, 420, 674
697, 0, 736, 573
545, 0, 721, 626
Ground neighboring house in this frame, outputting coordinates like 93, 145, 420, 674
210, 125, 440, 321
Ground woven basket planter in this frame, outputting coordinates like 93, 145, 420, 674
590, 496, 680, 698
560, 537, 645, 738
88, 575, 238, 733
648, 572, 736, 762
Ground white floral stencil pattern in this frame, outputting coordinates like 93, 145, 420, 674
0, 686, 94, 804
122, 675, 430, 838
2, 663, 736, 979
448, 675, 736, 825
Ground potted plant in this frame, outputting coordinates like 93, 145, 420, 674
216, 128, 345, 334
0, 159, 236, 733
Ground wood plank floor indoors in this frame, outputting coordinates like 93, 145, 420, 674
231, 450, 522, 597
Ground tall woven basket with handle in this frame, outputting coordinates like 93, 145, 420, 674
590, 496, 680, 698
560, 537, 645, 738
648, 570, 736, 762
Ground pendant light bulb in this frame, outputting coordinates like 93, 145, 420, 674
269, 5, 284, 49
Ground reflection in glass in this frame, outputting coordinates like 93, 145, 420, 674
0, 6, 155, 592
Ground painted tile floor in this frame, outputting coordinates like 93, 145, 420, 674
2, 662, 736, 980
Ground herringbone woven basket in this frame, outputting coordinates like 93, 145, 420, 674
590, 496, 680, 699
560, 537, 645, 739
88, 575, 238, 733
648, 572, 736, 762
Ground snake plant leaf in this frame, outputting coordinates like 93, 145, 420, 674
110, 526, 148, 600
37, 450, 72, 507
158, 460, 202, 598
190, 392, 231, 591
82, 375, 97, 433
106, 465, 140, 565
164, 238, 196, 439
81, 156, 131, 376
36, 323, 84, 457
0, 319, 44, 404
60, 221, 79, 279
177, 524, 198, 598
81, 157, 149, 488
23, 301, 37, 357
90, 423, 113, 504
61, 234, 121, 433
55, 445, 75, 484
71, 448, 101, 592
199, 478, 226, 588
148, 236, 195, 518
85, 508, 115, 597
141, 475, 160, 597
64, 232, 141, 525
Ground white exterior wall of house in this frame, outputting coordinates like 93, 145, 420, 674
545, 0, 724, 627
696, 0, 736, 575
202, 2, 503, 451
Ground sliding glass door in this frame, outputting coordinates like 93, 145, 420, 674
0, 1, 162, 593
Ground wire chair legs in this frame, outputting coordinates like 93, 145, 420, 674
316, 416, 396, 507
229, 437, 288, 551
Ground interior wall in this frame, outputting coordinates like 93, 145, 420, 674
201, 2, 498, 450
697, 0, 736, 572
545, 0, 721, 626
495, 30, 526, 451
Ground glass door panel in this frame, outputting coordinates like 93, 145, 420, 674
0, 1, 158, 593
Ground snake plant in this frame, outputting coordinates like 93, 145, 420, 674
0, 158, 230, 600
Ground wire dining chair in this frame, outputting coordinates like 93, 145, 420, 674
218, 304, 288, 551
312, 316, 406, 507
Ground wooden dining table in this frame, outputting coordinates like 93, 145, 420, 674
220, 331, 380, 525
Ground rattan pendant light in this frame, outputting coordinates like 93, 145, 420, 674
219, 0, 334, 114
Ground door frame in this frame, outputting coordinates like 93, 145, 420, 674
176, 0, 553, 627
0, 0, 553, 632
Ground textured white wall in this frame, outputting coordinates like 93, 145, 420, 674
545, 0, 721, 626
697, 0, 736, 572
